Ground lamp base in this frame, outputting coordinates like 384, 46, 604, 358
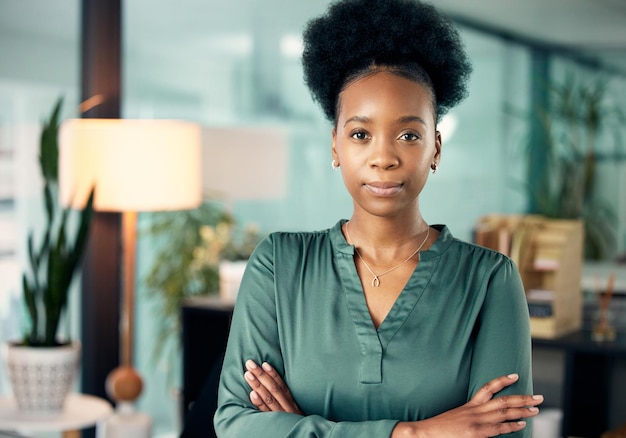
97, 401, 152, 438
101, 368, 151, 438
106, 365, 143, 403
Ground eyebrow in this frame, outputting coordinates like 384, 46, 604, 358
343, 115, 370, 127
398, 115, 427, 126
343, 115, 427, 128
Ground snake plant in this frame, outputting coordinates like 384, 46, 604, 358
21, 98, 94, 347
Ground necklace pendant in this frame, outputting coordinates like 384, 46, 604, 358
372, 276, 380, 287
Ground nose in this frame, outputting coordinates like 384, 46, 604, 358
368, 137, 399, 170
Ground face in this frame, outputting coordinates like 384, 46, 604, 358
332, 71, 441, 219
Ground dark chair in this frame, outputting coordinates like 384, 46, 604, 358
180, 353, 224, 438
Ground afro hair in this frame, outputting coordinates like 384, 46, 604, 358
302, 0, 472, 123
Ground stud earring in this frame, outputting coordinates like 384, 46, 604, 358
431, 163, 438, 174
331, 159, 340, 170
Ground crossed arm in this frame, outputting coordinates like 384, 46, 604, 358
244, 360, 542, 438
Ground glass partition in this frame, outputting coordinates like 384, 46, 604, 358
0, 0, 81, 399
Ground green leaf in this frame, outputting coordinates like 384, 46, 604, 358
66, 188, 95, 282
39, 97, 62, 184
20, 96, 95, 347
22, 275, 38, 344
43, 181, 55, 225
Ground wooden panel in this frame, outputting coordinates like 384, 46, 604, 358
475, 215, 584, 338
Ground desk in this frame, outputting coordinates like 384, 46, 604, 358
181, 296, 234, 438
0, 393, 112, 437
181, 296, 233, 434
533, 330, 626, 438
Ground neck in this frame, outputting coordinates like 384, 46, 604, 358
346, 213, 428, 249
344, 214, 429, 263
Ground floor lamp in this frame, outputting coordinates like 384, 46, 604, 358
59, 119, 202, 437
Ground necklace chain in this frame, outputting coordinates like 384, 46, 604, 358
344, 221, 430, 287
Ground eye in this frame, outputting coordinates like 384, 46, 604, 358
399, 132, 420, 142
350, 130, 369, 141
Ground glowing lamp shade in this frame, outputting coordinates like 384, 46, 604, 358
59, 118, 202, 212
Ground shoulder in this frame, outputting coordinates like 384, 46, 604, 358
252, 226, 335, 258
453, 238, 514, 266
434, 225, 515, 268
266, 227, 332, 246
268, 227, 332, 242
433, 225, 521, 287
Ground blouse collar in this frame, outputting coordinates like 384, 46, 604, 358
330, 219, 454, 260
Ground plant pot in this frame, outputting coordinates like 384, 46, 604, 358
3, 341, 81, 413
219, 260, 248, 303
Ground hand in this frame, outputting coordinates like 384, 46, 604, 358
244, 360, 303, 414
392, 374, 543, 438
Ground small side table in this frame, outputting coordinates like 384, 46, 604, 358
0, 393, 112, 437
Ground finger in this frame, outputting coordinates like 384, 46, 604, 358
469, 374, 519, 405
260, 362, 288, 393
244, 369, 280, 411
245, 361, 283, 402
481, 405, 541, 426
261, 362, 303, 414
255, 362, 300, 413
250, 390, 270, 412
479, 394, 543, 422
487, 394, 544, 411
481, 420, 528, 437
245, 360, 299, 413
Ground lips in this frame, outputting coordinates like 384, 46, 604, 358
364, 181, 403, 196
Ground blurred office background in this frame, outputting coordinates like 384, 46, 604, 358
1, 0, 625, 436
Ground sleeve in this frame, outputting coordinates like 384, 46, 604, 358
213, 234, 398, 438
468, 257, 534, 437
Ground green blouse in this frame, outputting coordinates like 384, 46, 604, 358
214, 221, 533, 437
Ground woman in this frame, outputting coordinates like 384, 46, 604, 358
214, 0, 541, 436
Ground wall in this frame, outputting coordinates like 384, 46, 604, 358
0, 1, 625, 436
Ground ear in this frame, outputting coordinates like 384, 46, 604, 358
331, 128, 338, 162
434, 130, 442, 166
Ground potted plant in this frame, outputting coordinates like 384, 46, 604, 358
521, 73, 624, 260
198, 220, 261, 303
140, 201, 228, 387
5, 97, 94, 412
143, 205, 260, 376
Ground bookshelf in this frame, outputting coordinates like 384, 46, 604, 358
475, 215, 584, 339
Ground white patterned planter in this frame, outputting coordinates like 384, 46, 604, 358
219, 260, 248, 303
4, 341, 81, 413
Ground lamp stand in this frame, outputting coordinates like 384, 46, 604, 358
121, 210, 137, 369
102, 211, 152, 438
